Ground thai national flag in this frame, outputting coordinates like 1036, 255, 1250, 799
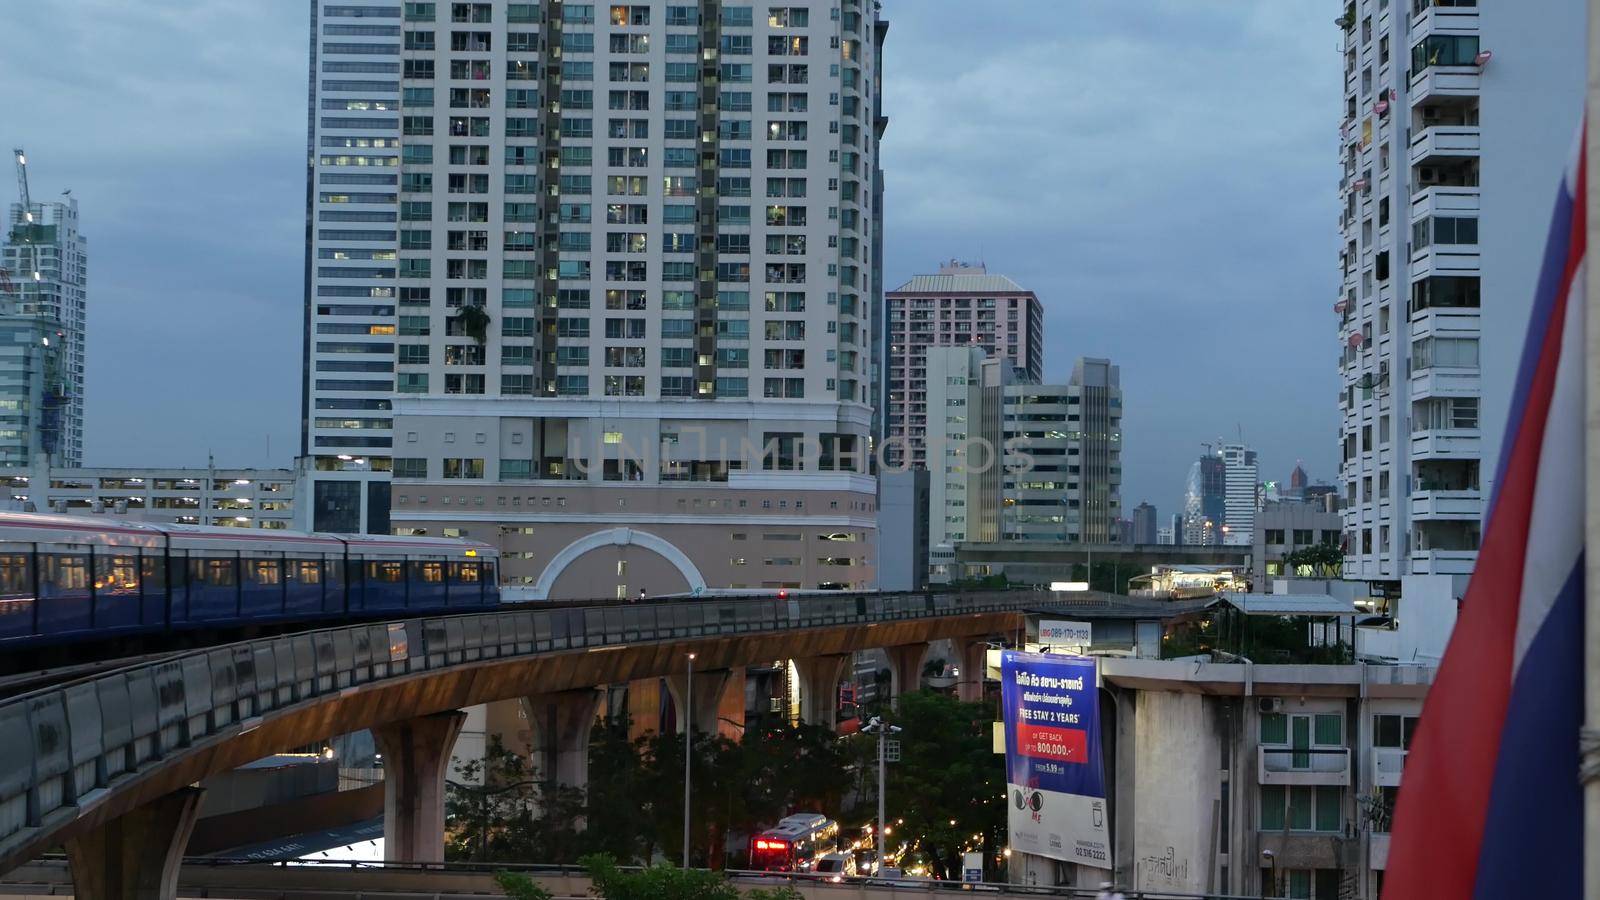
1382, 136, 1586, 897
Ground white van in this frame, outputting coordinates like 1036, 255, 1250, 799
813, 852, 857, 882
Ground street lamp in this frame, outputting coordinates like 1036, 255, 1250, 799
861, 716, 902, 872
684, 651, 695, 869
1261, 849, 1277, 897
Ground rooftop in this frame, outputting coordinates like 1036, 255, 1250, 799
1217, 592, 1358, 617
889, 272, 1031, 295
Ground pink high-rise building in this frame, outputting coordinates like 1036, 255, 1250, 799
884, 262, 1044, 467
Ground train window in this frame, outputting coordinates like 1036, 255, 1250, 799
41, 554, 90, 595
296, 560, 322, 584
195, 557, 237, 587
249, 560, 282, 586
0, 554, 30, 597
142, 554, 167, 591
96, 555, 139, 593
448, 561, 481, 583
419, 561, 444, 583
367, 560, 404, 583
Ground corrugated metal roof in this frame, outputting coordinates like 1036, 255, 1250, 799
1218, 592, 1358, 616
889, 273, 1030, 294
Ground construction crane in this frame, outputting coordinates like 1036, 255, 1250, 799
12, 148, 39, 284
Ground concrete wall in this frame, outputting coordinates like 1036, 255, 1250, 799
877, 469, 929, 591
1127, 691, 1219, 894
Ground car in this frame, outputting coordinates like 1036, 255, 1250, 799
812, 852, 856, 882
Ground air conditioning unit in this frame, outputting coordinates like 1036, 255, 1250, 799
1421, 105, 1441, 123
1418, 166, 1443, 186
1258, 697, 1285, 714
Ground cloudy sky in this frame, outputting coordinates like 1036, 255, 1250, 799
3, 0, 1340, 517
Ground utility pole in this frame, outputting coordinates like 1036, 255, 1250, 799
683, 651, 695, 869
863, 716, 901, 871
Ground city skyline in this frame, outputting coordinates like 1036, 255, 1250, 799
0, 0, 1342, 513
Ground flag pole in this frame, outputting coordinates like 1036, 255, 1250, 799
1584, 1, 1600, 895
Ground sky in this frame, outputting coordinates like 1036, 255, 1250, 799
2, 0, 1341, 518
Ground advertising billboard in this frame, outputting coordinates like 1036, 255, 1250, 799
1001, 651, 1110, 869
1037, 620, 1092, 651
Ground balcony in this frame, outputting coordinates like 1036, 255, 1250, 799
1373, 747, 1408, 788
1410, 125, 1481, 171
1411, 3, 1480, 36
1410, 65, 1481, 102
1408, 305, 1480, 341
1370, 833, 1392, 870
1410, 549, 1476, 575
1411, 427, 1481, 459
1409, 366, 1479, 401
1258, 746, 1351, 787
1410, 185, 1479, 222
1411, 488, 1482, 519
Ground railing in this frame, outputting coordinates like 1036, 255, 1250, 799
3, 855, 1285, 900
0, 591, 1048, 869
1258, 746, 1352, 786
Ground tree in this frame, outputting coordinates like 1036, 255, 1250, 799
1285, 541, 1343, 577
579, 853, 742, 900
455, 303, 492, 345
848, 691, 1005, 881
493, 871, 553, 900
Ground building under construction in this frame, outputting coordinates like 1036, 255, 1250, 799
0, 149, 84, 468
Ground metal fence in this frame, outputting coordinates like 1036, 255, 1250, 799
0, 590, 1046, 871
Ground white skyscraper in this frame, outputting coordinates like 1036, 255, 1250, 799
303, 1, 887, 592
1219, 442, 1255, 546
1336, 1, 1581, 608
3, 155, 84, 469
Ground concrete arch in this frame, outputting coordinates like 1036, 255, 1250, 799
532, 526, 707, 600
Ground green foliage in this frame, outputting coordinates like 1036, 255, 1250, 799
580, 853, 742, 900
455, 303, 492, 344
493, 871, 553, 900
1285, 541, 1343, 577
846, 691, 1005, 882
447, 715, 854, 869
742, 888, 804, 900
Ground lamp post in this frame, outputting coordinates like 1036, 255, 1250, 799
1261, 849, 1277, 897
862, 716, 901, 872
683, 651, 695, 868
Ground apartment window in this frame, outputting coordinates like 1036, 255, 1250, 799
442, 458, 485, 479
1410, 276, 1480, 313
1411, 337, 1479, 370
1373, 714, 1420, 750
1411, 34, 1480, 71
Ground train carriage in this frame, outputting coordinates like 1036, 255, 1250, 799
0, 512, 498, 645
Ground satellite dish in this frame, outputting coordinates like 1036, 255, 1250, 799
1348, 332, 1366, 348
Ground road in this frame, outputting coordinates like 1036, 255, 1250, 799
0, 858, 1268, 900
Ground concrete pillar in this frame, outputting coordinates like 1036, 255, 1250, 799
957, 639, 990, 703
664, 667, 738, 737
791, 654, 850, 729
886, 642, 931, 705
64, 787, 204, 900
372, 710, 467, 863
521, 688, 602, 791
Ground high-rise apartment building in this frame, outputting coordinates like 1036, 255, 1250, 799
301, 0, 405, 533
1067, 357, 1121, 543
1001, 382, 1067, 542
1130, 501, 1157, 545
1220, 441, 1256, 547
926, 346, 1005, 560
3, 161, 84, 469
302, 0, 890, 596
1182, 450, 1225, 546
1336, 1, 1580, 604
883, 262, 1042, 467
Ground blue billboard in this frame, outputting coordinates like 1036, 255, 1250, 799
1000, 651, 1110, 868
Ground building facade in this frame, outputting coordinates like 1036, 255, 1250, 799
1251, 499, 1344, 587
1183, 451, 1226, 546
1066, 357, 1121, 543
875, 467, 927, 591
301, 0, 406, 534
1220, 441, 1257, 546
925, 346, 1004, 571
1335, 0, 1581, 613
1001, 381, 1067, 542
1094, 659, 1430, 899
883, 262, 1043, 467
3, 169, 85, 469
325, 0, 892, 597
0, 465, 295, 528
1130, 501, 1157, 545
